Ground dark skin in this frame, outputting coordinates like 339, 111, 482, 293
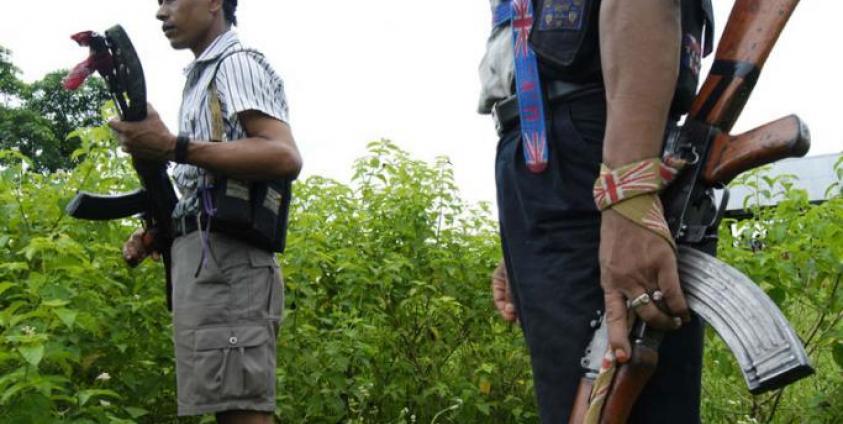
492, 0, 688, 366
120, 1, 299, 422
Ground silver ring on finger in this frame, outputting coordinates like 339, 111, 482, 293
628, 293, 651, 309
650, 290, 664, 302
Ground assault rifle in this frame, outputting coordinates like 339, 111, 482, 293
569, 1, 814, 422
63, 25, 178, 310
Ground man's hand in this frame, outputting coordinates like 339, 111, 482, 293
491, 260, 518, 322
599, 210, 690, 363
109, 103, 176, 163
122, 228, 159, 267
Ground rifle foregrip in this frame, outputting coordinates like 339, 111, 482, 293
703, 115, 810, 186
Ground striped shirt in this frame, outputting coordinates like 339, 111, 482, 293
172, 30, 289, 219
477, 0, 514, 114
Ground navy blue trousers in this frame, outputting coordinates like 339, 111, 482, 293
495, 91, 704, 423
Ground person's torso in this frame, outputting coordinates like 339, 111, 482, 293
171, 30, 288, 219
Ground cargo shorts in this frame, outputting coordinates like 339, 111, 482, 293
171, 231, 284, 416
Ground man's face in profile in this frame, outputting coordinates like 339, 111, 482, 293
156, 0, 216, 50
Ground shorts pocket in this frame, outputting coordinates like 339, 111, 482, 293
192, 324, 273, 404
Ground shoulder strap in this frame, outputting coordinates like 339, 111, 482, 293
207, 48, 265, 142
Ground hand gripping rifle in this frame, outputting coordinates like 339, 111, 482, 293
63, 26, 178, 310
569, 1, 814, 422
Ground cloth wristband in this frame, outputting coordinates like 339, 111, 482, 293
593, 157, 685, 251
611, 193, 677, 251
593, 158, 682, 211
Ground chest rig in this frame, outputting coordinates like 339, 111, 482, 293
199, 49, 293, 253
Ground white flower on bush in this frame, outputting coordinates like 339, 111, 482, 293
22, 326, 36, 336
96, 372, 111, 381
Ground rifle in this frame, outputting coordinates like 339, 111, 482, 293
63, 25, 178, 310
569, 1, 813, 422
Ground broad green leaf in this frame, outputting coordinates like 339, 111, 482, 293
53, 308, 77, 329
17, 344, 44, 367
0, 282, 14, 297
125, 406, 149, 419
41, 299, 70, 308
833, 340, 843, 371
77, 389, 121, 407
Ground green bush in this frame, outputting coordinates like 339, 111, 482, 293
702, 161, 843, 423
0, 122, 840, 423
0, 131, 535, 423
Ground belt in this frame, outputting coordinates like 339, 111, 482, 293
173, 214, 206, 237
492, 80, 604, 136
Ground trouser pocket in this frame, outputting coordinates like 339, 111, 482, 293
192, 324, 274, 404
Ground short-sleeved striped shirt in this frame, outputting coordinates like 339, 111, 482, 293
172, 30, 289, 219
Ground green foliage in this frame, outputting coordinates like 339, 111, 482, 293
0, 130, 176, 423
0, 105, 839, 422
701, 164, 843, 423
0, 132, 536, 422
277, 140, 535, 422
0, 47, 110, 172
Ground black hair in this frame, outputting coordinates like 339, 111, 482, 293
223, 0, 237, 26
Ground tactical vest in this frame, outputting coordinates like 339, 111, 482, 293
202, 49, 293, 253
529, 0, 714, 116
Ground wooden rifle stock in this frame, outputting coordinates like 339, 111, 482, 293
571, 0, 804, 422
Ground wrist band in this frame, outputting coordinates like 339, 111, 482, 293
593, 157, 686, 251
174, 135, 190, 164
611, 193, 677, 251
593, 157, 683, 211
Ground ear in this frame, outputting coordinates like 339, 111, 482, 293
208, 0, 223, 14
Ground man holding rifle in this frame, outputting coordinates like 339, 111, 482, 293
481, 0, 712, 421
116, 0, 300, 422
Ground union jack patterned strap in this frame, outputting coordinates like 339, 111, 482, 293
612, 194, 677, 251
492, 1, 512, 27
584, 310, 639, 423
593, 157, 684, 211
583, 350, 618, 424
500, 0, 549, 173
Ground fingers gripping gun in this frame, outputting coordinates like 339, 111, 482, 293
569, 1, 814, 422
63, 26, 178, 310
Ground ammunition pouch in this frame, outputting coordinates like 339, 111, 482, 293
204, 177, 292, 253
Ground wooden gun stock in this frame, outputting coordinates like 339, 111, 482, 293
690, 0, 800, 131
703, 114, 811, 185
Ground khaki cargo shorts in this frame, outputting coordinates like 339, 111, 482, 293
171, 231, 284, 416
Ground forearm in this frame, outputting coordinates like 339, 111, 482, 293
600, 0, 681, 167
182, 136, 302, 181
